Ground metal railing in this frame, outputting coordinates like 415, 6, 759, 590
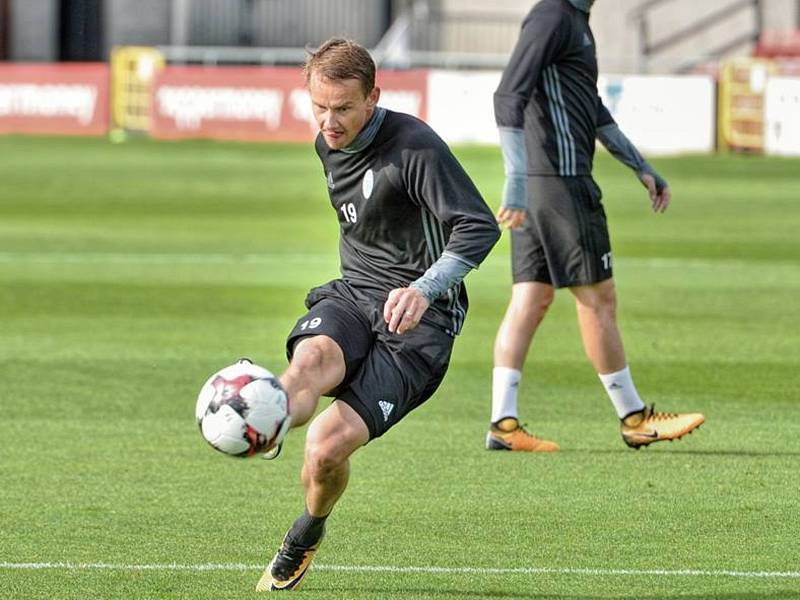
161, 0, 521, 69
169, 0, 391, 50
157, 45, 307, 66
375, 1, 521, 69
632, 0, 763, 73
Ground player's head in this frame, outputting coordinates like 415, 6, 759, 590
304, 38, 381, 150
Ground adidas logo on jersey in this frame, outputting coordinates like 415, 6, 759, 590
327, 171, 335, 190
582, 32, 592, 47
378, 400, 394, 422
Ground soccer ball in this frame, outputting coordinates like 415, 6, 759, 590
195, 359, 291, 458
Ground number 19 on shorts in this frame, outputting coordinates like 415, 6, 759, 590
300, 317, 322, 331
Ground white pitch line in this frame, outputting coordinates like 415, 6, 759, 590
0, 562, 798, 579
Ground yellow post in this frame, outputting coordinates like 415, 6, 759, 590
717, 57, 777, 153
110, 46, 166, 137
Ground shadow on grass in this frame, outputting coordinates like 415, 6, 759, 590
299, 588, 533, 598
561, 449, 800, 458
302, 588, 800, 599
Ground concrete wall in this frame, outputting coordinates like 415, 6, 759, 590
6, 0, 800, 70
8, 0, 171, 61
251, 0, 389, 48
592, 0, 800, 73
441, 0, 800, 73
107, 0, 388, 51
105, 0, 171, 54
10, 0, 58, 61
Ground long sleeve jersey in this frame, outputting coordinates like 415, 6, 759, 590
494, 0, 614, 177
315, 109, 500, 336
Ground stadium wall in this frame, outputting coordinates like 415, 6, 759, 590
3, 61, 797, 157
764, 77, 800, 156
6, 1, 800, 72
0, 63, 109, 135
425, 69, 716, 155
146, 65, 716, 154
149, 66, 427, 142
8, 0, 58, 61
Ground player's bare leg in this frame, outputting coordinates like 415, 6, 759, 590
571, 279, 625, 374
571, 279, 704, 448
279, 335, 346, 427
487, 282, 559, 452
494, 282, 554, 370
258, 338, 367, 591
302, 401, 368, 515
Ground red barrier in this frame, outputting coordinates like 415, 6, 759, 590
0, 63, 109, 136
150, 66, 428, 142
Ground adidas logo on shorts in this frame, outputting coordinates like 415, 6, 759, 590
378, 400, 394, 422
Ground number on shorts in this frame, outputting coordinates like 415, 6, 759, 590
300, 317, 322, 331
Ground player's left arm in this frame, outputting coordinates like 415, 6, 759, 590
384, 140, 501, 334
596, 99, 671, 213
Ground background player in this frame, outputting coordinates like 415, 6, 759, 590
486, 0, 705, 452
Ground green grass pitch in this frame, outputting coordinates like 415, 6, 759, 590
1, 135, 799, 599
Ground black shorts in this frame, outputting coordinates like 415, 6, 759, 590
511, 175, 612, 288
285, 279, 454, 440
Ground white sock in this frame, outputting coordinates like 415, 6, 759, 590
491, 367, 522, 423
598, 366, 645, 419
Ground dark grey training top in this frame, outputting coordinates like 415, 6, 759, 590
315, 109, 500, 336
494, 0, 614, 177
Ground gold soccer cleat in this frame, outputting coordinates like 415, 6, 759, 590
256, 533, 322, 592
621, 404, 705, 449
485, 417, 560, 452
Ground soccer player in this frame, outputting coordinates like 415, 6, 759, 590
486, 0, 705, 452
255, 39, 500, 591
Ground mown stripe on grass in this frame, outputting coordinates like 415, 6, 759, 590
1, 251, 799, 271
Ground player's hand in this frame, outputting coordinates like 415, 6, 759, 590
496, 206, 526, 229
383, 287, 430, 335
640, 173, 670, 213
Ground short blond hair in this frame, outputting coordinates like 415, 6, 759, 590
303, 38, 376, 97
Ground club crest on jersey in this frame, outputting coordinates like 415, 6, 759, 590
362, 169, 374, 199
327, 171, 335, 190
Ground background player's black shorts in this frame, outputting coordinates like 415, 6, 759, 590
511, 175, 612, 288
285, 279, 454, 440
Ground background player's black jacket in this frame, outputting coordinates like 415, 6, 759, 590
315, 110, 500, 336
494, 0, 615, 177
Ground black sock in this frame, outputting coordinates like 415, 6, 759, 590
288, 509, 328, 547
621, 407, 645, 424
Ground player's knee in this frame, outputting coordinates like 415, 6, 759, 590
290, 336, 340, 376
303, 440, 346, 481
576, 283, 617, 315
532, 291, 555, 315
510, 287, 553, 324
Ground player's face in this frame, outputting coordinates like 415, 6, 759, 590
309, 73, 380, 150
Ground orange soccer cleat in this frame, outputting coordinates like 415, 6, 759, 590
485, 417, 560, 452
621, 404, 705, 449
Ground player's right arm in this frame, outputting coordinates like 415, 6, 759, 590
494, 4, 566, 228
